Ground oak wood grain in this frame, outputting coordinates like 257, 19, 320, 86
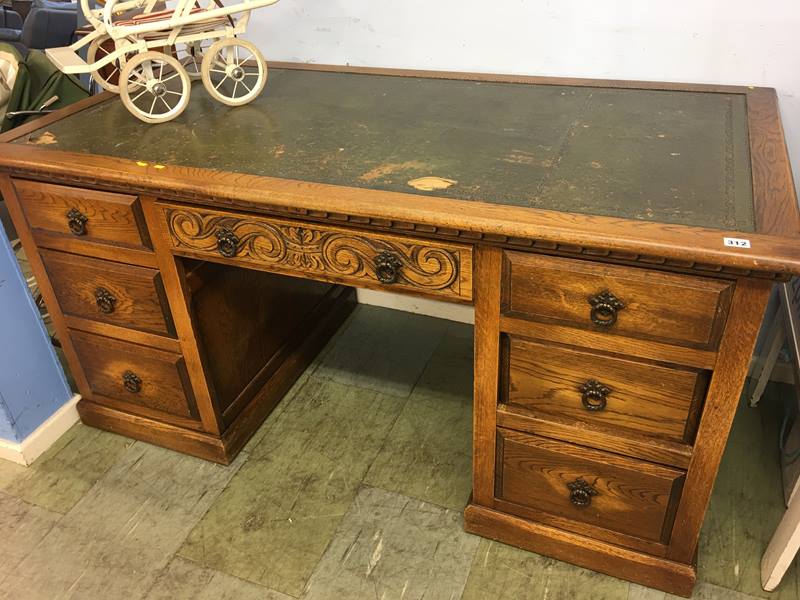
666, 277, 772, 562
502, 251, 734, 349
492, 497, 668, 558
40, 249, 175, 337
160, 203, 474, 304
472, 245, 502, 506
499, 315, 717, 370
747, 87, 800, 237
77, 399, 228, 463
219, 285, 356, 461
63, 315, 182, 353
70, 329, 198, 421
504, 336, 707, 443
13, 178, 152, 252
496, 428, 685, 543
188, 261, 336, 418
0, 146, 797, 277
496, 406, 692, 469
28, 230, 159, 268
141, 196, 224, 435
464, 503, 697, 597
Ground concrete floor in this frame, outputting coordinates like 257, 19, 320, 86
0, 304, 797, 600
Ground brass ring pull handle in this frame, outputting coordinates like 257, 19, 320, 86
374, 251, 402, 284
588, 291, 625, 327
66, 208, 88, 236
122, 370, 142, 393
567, 478, 598, 508
216, 227, 239, 258
579, 379, 611, 412
94, 287, 116, 314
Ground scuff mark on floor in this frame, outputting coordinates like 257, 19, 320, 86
366, 533, 384, 576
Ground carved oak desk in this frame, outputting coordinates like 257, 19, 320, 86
1, 63, 798, 596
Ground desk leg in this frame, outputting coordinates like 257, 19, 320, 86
471, 245, 502, 507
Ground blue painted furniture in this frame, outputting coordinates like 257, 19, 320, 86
0, 230, 72, 444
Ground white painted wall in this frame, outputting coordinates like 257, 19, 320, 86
246, 0, 800, 192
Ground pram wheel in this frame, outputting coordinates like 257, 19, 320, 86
120, 51, 191, 124
87, 35, 129, 93
201, 38, 267, 107
178, 40, 210, 81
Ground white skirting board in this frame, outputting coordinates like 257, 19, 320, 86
0, 394, 81, 466
356, 288, 474, 324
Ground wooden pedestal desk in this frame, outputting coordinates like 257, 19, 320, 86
1, 63, 798, 597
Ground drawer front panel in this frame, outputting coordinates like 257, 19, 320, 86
502, 252, 733, 349
41, 250, 174, 337
71, 330, 197, 421
505, 337, 706, 443
13, 179, 151, 251
160, 204, 473, 302
496, 428, 685, 543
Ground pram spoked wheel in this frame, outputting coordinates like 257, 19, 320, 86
201, 38, 267, 107
120, 51, 191, 124
87, 35, 129, 93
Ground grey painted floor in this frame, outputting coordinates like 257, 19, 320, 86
0, 305, 796, 599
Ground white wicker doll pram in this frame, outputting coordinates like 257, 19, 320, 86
46, 0, 279, 122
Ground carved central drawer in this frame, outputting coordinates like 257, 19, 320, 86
158, 203, 473, 303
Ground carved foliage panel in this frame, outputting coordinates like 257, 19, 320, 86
162, 206, 473, 301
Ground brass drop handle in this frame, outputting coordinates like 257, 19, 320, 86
122, 370, 142, 393
567, 478, 598, 508
588, 290, 625, 327
66, 208, 88, 236
579, 379, 611, 412
94, 287, 116, 314
374, 251, 402, 284
216, 227, 239, 258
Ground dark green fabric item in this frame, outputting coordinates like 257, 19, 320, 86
1, 43, 88, 133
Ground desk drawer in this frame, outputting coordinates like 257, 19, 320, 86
41, 250, 174, 337
13, 179, 151, 252
502, 252, 733, 349
160, 204, 473, 302
504, 337, 706, 443
71, 330, 198, 422
496, 428, 685, 544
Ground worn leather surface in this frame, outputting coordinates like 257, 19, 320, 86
17, 68, 755, 231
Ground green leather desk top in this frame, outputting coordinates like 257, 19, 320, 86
15, 67, 756, 231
